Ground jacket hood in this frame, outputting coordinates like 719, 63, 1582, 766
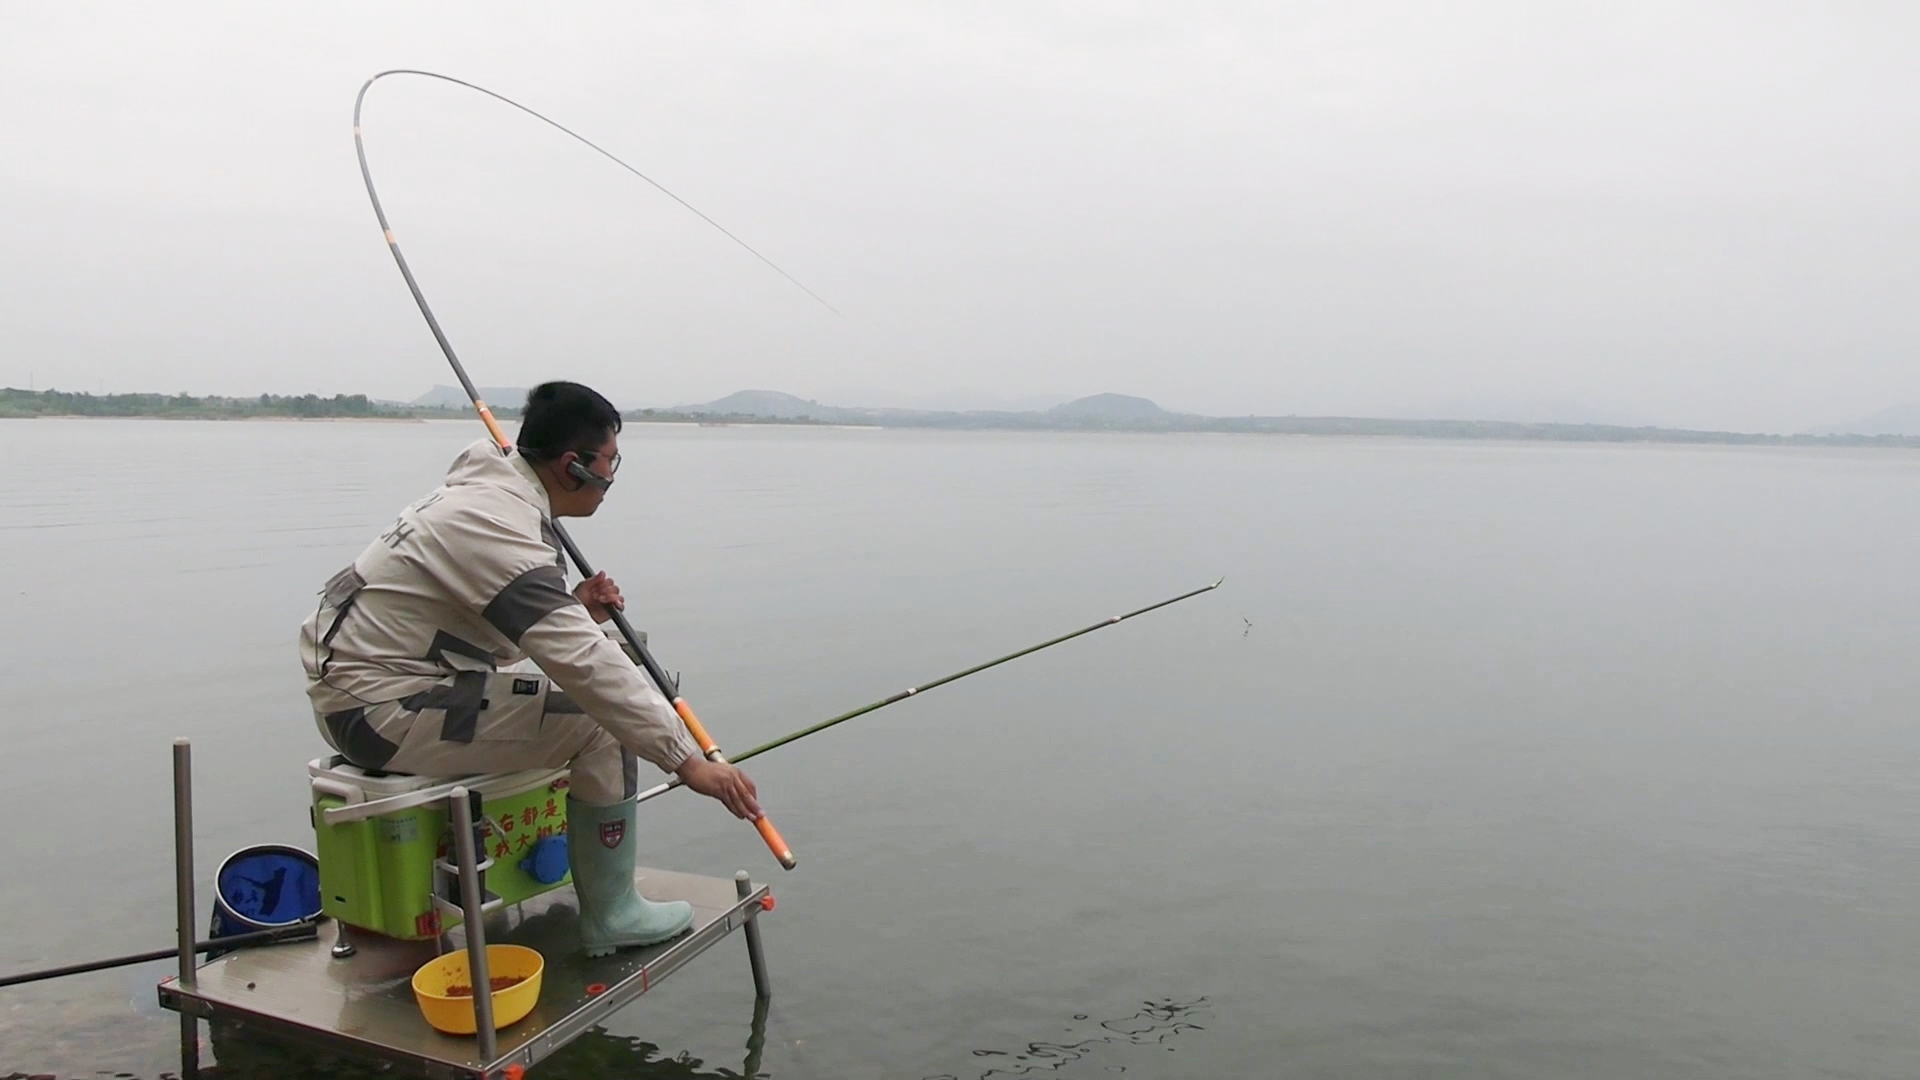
443, 438, 553, 518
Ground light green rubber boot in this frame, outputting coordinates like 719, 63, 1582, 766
566, 795, 694, 957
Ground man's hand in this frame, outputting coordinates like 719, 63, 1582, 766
675, 756, 763, 820
573, 571, 624, 624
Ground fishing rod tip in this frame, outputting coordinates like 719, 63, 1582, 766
1210, 577, 1225, 588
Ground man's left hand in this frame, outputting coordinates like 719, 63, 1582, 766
574, 571, 624, 623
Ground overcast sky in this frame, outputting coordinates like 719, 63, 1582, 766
2, 2, 1915, 431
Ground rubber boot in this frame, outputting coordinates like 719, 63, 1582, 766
566, 795, 694, 957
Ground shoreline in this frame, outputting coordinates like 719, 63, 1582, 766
9, 411, 1918, 450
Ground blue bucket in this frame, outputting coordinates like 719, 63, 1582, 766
211, 844, 322, 940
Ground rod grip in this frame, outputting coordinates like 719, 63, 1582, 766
673, 698, 796, 870
673, 698, 720, 756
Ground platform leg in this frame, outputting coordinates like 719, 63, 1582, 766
172, 738, 201, 1075
451, 787, 497, 1062
735, 871, 771, 1000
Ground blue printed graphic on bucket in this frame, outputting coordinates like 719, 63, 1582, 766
216, 844, 322, 930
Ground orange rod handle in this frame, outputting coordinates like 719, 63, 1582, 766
672, 698, 720, 756
673, 698, 797, 870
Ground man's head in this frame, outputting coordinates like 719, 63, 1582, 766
514, 381, 623, 517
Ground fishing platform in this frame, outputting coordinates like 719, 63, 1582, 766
156, 740, 775, 1080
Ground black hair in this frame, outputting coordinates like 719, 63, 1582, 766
515, 381, 623, 462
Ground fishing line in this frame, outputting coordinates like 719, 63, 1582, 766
354, 69, 837, 321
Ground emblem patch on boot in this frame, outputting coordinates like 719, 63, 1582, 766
599, 820, 625, 849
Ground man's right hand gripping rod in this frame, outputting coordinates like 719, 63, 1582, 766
552, 522, 796, 870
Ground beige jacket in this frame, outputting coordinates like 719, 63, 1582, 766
299, 438, 700, 773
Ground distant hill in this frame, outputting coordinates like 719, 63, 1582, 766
1047, 393, 1174, 421
1809, 403, 1920, 437
411, 385, 529, 410
675, 389, 860, 422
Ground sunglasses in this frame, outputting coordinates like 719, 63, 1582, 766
575, 449, 622, 475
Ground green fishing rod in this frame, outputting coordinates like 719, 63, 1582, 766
632, 578, 1223, 806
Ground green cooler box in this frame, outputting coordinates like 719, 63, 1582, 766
308, 758, 573, 940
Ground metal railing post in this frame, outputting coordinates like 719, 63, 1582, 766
450, 787, 497, 1061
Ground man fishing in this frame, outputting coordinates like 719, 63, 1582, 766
299, 380, 760, 955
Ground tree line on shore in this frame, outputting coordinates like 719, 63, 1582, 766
0, 387, 474, 420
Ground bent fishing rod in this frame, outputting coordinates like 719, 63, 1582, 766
632, 578, 1224, 806
353, 69, 838, 871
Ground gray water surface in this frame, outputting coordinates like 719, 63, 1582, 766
2, 418, 1918, 1079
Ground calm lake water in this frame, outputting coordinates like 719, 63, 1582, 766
3, 417, 1919, 1079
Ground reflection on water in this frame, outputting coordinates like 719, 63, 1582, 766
924, 998, 1211, 1080
181, 996, 772, 1080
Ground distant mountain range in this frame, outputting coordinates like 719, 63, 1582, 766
669, 389, 1177, 425
1808, 403, 1920, 437
11, 381, 1917, 447
367, 386, 1920, 448
648, 389, 1920, 447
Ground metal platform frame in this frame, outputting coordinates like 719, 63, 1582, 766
157, 739, 774, 1080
